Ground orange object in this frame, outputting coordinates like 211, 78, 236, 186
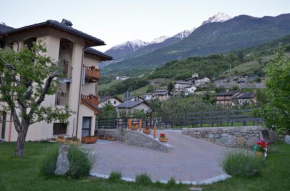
139, 119, 142, 131
128, 118, 132, 129
154, 126, 157, 138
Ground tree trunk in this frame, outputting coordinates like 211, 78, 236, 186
15, 128, 28, 158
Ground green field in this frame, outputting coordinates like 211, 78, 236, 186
98, 80, 120, 91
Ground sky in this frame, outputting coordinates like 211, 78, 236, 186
1, 0, 290, 52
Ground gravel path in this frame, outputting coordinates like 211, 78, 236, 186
86, 130, 229, 182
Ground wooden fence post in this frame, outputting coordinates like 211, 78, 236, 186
128, 118, 131, 129
154, 126, 157, 138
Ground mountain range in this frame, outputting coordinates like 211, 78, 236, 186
101, 13, 232, 68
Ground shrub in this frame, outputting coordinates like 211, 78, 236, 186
135, 173, 152, 185
39, 144, 59, 177
108, 171, 122, 182
68, 145, 94, 178
219, 150, 264, 177
40, 144, 94, 178
167, 177, 176, 188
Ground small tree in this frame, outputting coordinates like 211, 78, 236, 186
0, 42, 74, 157
167, 82, 174, 92
256, 49, 290, 131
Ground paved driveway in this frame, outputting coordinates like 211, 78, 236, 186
85, 130, 229, 182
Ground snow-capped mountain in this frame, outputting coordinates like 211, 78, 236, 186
173, 28, 195, 39
111, 40, 149, 51
202, 12, 232, 25
150, 36, 169, 44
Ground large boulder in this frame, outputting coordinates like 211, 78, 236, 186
55, 145, 70, 175
285, 135, 290, 145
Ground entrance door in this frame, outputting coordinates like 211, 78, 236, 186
82, 117, 92, 137
0, 112, 6, 139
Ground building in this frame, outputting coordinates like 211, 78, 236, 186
98, 96, 123, 108
195, 77, 210, 86
116, 101, 151, 116
152, 90, 170, 101
174, 81, 193, 89
0, 19, 113, 142
215, 91, 240, 106
185, 86, 197, 95
233, 92, 255, 105
116, 76, 129, 81
124, 96, 144, 102
145, 93, 153, 101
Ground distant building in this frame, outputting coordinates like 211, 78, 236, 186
99, 96, 123, 108
174, 81, 193, 89
185, 86, 197, 95
123, 96, 144, 102
145, 93, 153, 101
195, 77, 210, 86
215, 91, 240, 106
152, 90, 170, 101
116, 101, 151, 116
116, 76, 130, 81
233, 92, 255, 105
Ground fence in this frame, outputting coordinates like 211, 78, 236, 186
96, 109, 263, 129
183, 109, 263, 128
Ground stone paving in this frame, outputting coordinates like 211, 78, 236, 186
85, 130, 229, 182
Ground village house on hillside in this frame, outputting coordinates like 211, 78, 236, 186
116, 76, 130, 81
116, 100, 151, 116
124, 96, 144, 102
99, 96, 123, 108
0, 19, 113, 142
215, 91, 255, 106
145, 90, 170, 101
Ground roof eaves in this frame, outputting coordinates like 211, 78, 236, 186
84, 47, 113, 61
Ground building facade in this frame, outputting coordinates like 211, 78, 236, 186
0, 19, 112, 142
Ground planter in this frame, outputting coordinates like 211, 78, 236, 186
65, 139, 81, 145
99, 135, 106, 140
82, 136, 97, 144
107, 137, 115, 141
159, 137, 168, 142
255, 151, 265, 157
143, 129, 151, 134
131, 125, 138, 130
56, 138, 66, 143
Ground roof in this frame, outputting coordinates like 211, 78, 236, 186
81, 98, 101, 115
99, 96, 123, 103
175, 81, 192, 85
216, 91, 238, 96
84, 47, 113, 61
2, 20, 105, 46
0, 23, 13, 34
123, 96, 144, 102
234, 92, 254, 99
116, 100, 149, 109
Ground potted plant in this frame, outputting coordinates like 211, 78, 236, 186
107, 136, 115, 141
143, 126, 151, 134
159, 133, 168, 142
253, 139, 268, 157
56, 135, 66, 143
131, 122, 138, 130
65, 137, 80, 145
82, 135, 97, 144
99, 134, 106, 140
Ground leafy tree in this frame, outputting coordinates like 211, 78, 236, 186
167, 82, 174, 92
146, 85, 154, 93
96, 103, 117, 120
256, 49, 290, 131
215, 86, 226, 93
230, 85, 240, 91
0, 42, 74, 157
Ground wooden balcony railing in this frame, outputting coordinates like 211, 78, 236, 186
81, 94, 99, 107
84, 65, 100, 83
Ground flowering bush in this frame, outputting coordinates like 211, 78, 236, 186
58, 135, 64, 138
160, 133, 166, 138
133, 122, 137, 126
254, 139, 268, 152
146, 126, 150, 130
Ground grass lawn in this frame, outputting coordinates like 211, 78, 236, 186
98, 80, 120, 91
0, 142, 289, 191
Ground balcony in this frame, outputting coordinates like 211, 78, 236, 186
81, 94, 99, 115
84, 65, 100, 83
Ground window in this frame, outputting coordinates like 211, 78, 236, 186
108, 100, 111, 104
114, 101, 116, 104
0, 112, 6, 139
53, 123, 67, 135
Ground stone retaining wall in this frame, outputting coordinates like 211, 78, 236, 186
182, 126, 263, 147
125, 129, 173, 153
96, 129, 127, 141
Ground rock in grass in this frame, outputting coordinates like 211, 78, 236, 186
55, 145, 70, 175
285, 135, 290, 145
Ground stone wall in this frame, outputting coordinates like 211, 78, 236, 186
182, 126, 263, 147
125, 129, 173, 153
96, 129, 127, 141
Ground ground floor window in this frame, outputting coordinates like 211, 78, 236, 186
0, 112, 6, 139
82, 117, 92, 137
53, 123, 67, 135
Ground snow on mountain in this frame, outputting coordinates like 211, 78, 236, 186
112, 39, 149, 51
173, 28, 195, 39
202, 12, 232, 25
150, 36, 169, 44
